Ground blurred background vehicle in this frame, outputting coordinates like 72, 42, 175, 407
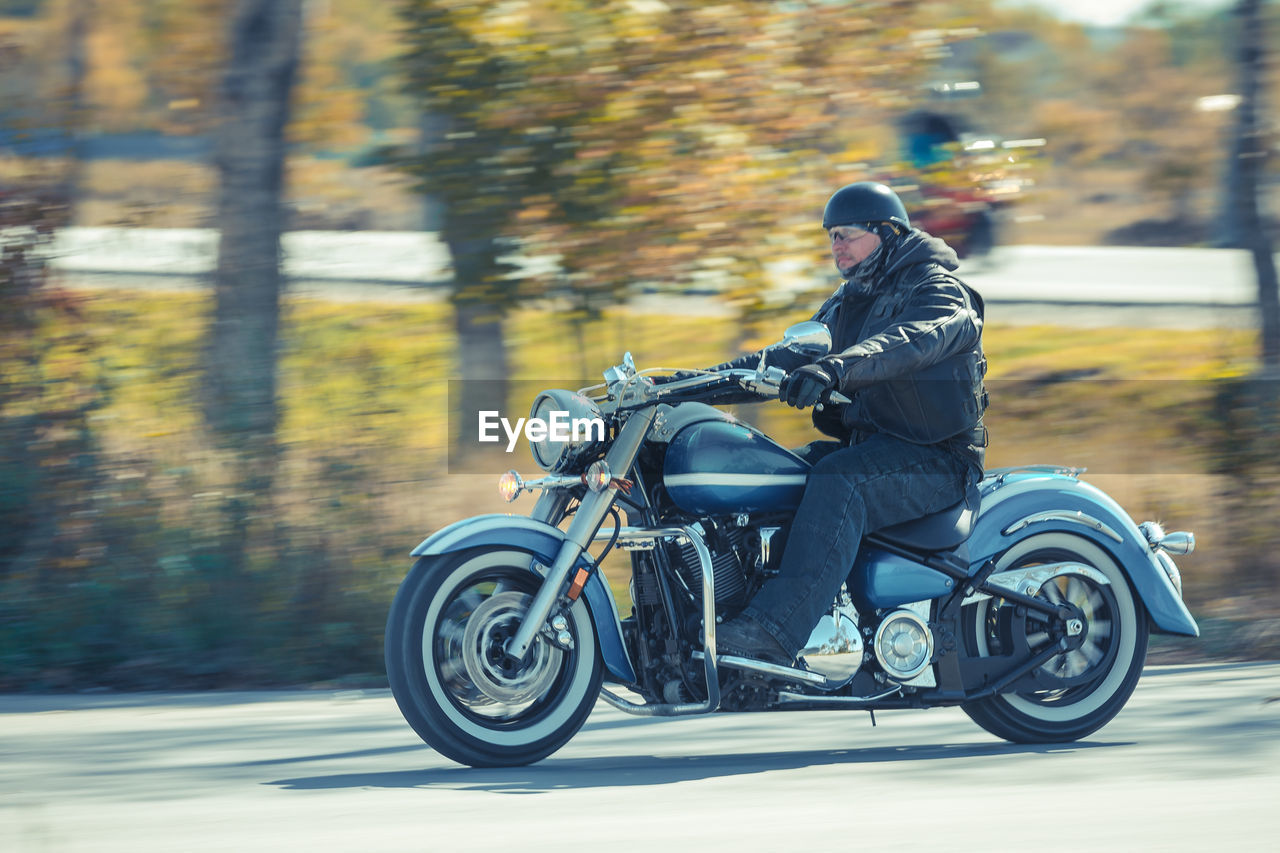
888, 104, 1044, 259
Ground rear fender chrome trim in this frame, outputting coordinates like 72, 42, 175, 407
1002, 510, 1123, 543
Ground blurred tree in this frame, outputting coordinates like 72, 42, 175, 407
8, 0, 410, 147
398, 0, 938, 422
604, 0, 931, 317
398, 0, 526, 452
1133, 1, 1234, 70
139, 0, 233, 134
0, 0, 41, 14
0, 182, 76, 580
931, 0, 1236, 246
398, 0, 655, 447
202, 0, 303, 503
293, 0, 409, 146
61, 0, 88, 206
0, 34, 111, 686
1112, 27, 1222, 224
79, 0, 150, 127
1225, 0, 1280, 368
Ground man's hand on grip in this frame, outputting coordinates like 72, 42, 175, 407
779, 362, 837, 409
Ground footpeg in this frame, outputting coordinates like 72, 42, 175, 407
692, 650, 830, 687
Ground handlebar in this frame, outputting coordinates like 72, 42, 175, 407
648, 367, 850, 409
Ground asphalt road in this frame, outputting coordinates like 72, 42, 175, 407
2, 662, 1277, 852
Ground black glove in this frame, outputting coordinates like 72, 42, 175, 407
779, 362, 837, 409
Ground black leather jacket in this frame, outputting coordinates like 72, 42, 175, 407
815, 228, 987, 447
717, 229, 987, 460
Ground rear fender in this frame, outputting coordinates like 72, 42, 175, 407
412, 514, 636, 682
971, 474, 1198, 637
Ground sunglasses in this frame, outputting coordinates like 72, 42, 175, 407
827, 224, 876, 243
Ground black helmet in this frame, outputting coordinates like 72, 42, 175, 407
822, 182, 910, 232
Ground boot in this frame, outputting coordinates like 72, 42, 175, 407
714, 612, 794, 665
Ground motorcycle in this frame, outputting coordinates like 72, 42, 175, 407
385, 322, 1198, 768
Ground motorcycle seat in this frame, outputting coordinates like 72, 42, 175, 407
871, 483, 981, 553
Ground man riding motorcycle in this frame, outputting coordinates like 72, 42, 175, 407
384, 181, 1201, 767
709, 181, 989, 664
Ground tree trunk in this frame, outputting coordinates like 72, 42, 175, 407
199, 0, 302, 657
417, 112, 449, 232
1231, 0, 1280, 370
204, 0, 303, 477
60, 0, 90, 216
451, 296, 509, 462
445, 238, 516, 464
415, 112, 512, 461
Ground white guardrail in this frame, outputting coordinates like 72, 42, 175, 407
41, 226, 1262, 307
47, 227, 454, 285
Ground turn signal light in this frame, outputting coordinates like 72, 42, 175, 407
1140, 522, 1196, 555
498, 470, 524, 503
1158, 531, 1195, 555
584, 460, 612, 493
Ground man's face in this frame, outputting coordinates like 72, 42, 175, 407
828, 224, 881, 278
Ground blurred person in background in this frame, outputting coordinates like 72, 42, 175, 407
708, 181, 989, 663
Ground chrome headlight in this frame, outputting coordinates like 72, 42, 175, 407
528, 389, 607, 473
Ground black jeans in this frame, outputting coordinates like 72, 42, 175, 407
741, 433, 975, 653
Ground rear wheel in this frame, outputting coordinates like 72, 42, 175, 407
961, 533, 1148, 743
385, 548, 602, 767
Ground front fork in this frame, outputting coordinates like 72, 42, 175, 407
504, 407, 657, 660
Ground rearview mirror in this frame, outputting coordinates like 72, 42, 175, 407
780, 321, 832, 357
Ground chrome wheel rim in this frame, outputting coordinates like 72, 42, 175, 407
1032, 573, 1117, 689
974, 548, 1123, 707
433, 576, 567, 722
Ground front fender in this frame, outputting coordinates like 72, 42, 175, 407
412, 514, 636, 682
971, 473, 1199, 637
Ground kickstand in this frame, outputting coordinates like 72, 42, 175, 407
869, 709, 876, 727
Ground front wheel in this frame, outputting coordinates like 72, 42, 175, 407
385, 548, 602, 767
961, 533, 1149, 743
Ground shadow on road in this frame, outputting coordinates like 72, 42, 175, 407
267, 740, 1128, 794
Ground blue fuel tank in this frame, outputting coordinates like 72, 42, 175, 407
662, 407, 809, 515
